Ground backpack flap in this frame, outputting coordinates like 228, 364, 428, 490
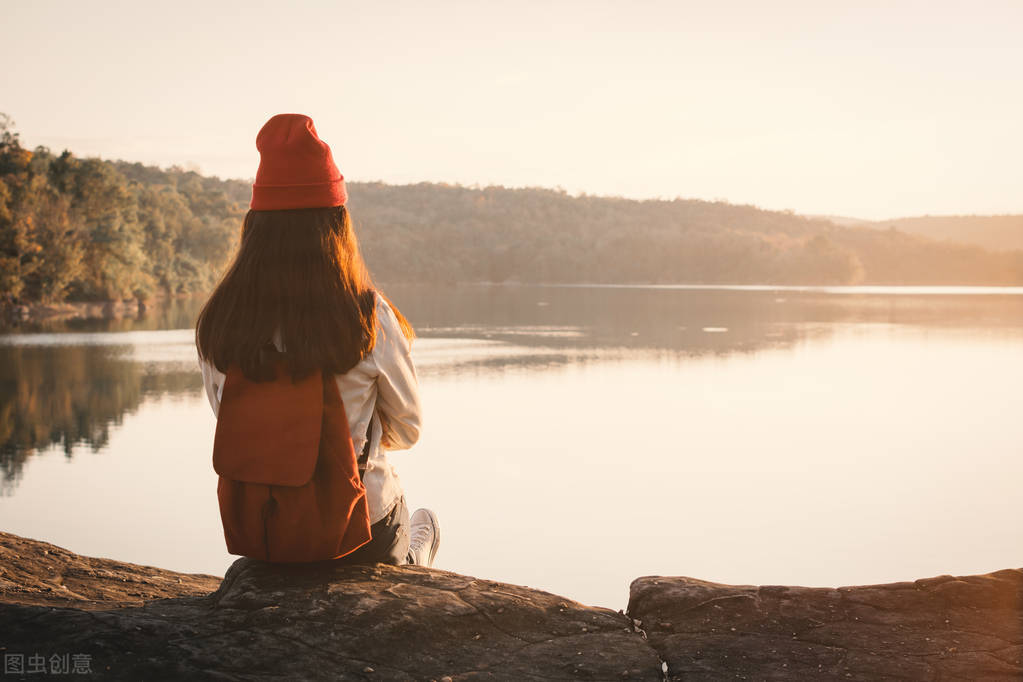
212, 365, 324, 487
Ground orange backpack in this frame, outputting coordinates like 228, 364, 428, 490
211, 355, 372, 562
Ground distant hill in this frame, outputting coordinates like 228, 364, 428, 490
350, 183, 1023, 286
866, 215, 1023, 252
809, 213, 1023, 252
804, 215, 874, 228
3, 114, 1022, 306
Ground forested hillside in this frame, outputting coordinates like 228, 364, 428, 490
0, 116, 243, 303
351, 183, 1023, 286
3, 115, 1022, 307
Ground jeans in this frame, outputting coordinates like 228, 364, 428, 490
338, 495, 413, 566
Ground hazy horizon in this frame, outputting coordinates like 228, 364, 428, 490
3, 0, 1021, 220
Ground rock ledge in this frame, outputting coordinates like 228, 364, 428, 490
2, 531, 1021, 680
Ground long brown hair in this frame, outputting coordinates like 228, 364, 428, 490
196, 205, 413, 381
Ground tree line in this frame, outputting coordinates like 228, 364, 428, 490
0, 115, 243, 304
350, 182, 1023, 286
3, 113, 1022, 307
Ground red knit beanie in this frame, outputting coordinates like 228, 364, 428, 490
250, 114, 347, 210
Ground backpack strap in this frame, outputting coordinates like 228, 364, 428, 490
358, 415, 372, 480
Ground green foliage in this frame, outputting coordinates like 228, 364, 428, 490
0, 115, 242, 304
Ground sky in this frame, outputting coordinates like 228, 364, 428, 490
2, 0, 1021, 220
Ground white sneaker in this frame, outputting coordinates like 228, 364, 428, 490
408, 508, 440, 567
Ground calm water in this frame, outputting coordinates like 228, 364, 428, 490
2, 284, 1022, 609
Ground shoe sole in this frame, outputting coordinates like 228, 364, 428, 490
422, 508, 440, 566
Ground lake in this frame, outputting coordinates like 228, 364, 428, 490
2, 284, 1022, 610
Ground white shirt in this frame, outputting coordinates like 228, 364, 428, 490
198, 292, 422, 524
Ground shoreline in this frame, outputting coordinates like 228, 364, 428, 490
5, 281, 1023, 328
3, 298, 145, 323
0, 293, 198, 328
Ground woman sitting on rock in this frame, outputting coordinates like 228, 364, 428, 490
195, 113, 439, 568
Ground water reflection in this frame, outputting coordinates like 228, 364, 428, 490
1, 285, 1022, 495
0, 340, 198, 493
0, 298, 206, 335
391, 284, 1023, 362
